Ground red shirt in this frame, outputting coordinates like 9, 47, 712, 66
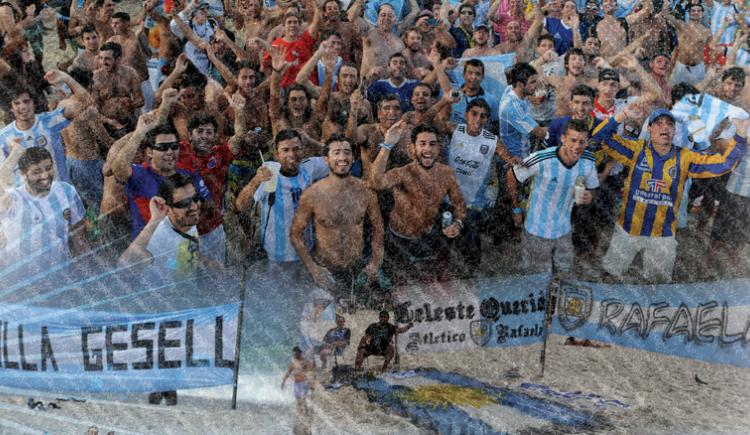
178, 141, 234, 235
262, 30, 316, 88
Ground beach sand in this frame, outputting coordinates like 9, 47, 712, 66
1, 327, 749, 434
2, 1, 743, 433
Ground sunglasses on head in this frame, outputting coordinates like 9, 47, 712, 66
170, 193, 203, 209
199, 4, 210, 10
150, 141, 180, 152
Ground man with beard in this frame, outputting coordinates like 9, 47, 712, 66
117, 172, 208, 408
402, 28, 431, 75
369, 122, 466, 284
0, 70, 92, 186
498, 62, 548, 160
367, 53, 420, 112
493, 7, 544, 63
507, 119, 599, 274
0, 145, 88, 276
92, 42, 145, 137
290, 135, 384, 297
235, 129, 328, 267
348, 94, 408, 177
462, 24, 493, 58
112, 116, 211, 240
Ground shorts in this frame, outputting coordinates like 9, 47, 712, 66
602, 225, 677, 283
522, 231, 574, 274
711, 191, 750, 245
384, 225, 449, 283
294, 380, 309, 399
314, 254, 365, 298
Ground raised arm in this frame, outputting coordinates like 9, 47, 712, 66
345, 91, 368, 145
170, 5, 208, 49
112, 89, 177, 182
313, 57, 336, 118
44, 69, 93, 119
397, 0, 420, 33
156, 53, 191, 101
347, 0, 369, 35
369, 120, 409, 190
118, 196, 168, 267
295, 43, 327, 97
626, 0, 653, 26
227, 93, 248, 156
235, 166, 272, 211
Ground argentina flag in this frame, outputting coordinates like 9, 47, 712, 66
449, 53, 517, 96
354, 369, 611, 434
670, 93, 749, 148
735, 47, 750, 66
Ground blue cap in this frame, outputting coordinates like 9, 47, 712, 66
647, 108, 675, 125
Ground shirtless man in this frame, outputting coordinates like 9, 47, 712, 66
595, 0, 650, 59
369, 122, 466, 284
348, 0, 418, 79
403, 27, 431, 76
493, 9, 544, 63
92, 42, 145, 137
319, 0, 359, 63
71, 25, 101, 73
546, 48, 598, 116
290, 135, 384, 296
664, 4, 712, 86
60, 68, 115, 215
348, 94, 408, 178
281, 346, 315, 435
108, 13, 148, 80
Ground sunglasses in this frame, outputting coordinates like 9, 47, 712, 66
460, 11, 475, 15
150, 141, 180, 152
170, 193, 203, 209
199, 5, 210, 10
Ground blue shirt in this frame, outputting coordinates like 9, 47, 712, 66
450, 87, 499, 125
498, 85, 538, 158
367, 79, 419, 112
0, 108, 71, 185
544, 17, 574, 55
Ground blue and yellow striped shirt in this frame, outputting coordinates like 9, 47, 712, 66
592, 117, 747, 237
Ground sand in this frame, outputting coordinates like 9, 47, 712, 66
1, 1, 744, 433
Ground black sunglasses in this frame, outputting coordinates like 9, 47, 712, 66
150, 141, 180, 152
170, 193, 203, 209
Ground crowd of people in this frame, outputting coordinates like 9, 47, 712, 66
2, 0, 750, 303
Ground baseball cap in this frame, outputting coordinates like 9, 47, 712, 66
651, 51, 671, 62
475, 23, 490, 31
647, 108, 676, 125
598, 68, 620, 82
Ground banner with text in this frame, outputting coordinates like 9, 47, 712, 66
0, 303, 238, 393
551, 279, 750, 368
393, 275, 549, 354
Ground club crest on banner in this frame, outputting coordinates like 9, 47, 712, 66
557, 282, 593, 331
470, 319, 491, 346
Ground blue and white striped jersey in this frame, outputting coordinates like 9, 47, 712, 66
727, 150, 750, 197
710, 3, 739, 45
253, 157, 329, 262
0, 181, 84, 274
447, 124, 497, 210
0, 109, 71, 185
513, 147, 599, 239
498, 85, 539, 158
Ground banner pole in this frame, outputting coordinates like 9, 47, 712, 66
539, 277, 557, 377
231, 259, 249, 410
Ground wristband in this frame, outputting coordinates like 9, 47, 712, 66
512, 207, 523, 215
379, 142, 395, 151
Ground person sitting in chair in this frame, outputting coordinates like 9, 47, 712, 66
355, 311, 413, 372
319, 315, 351, 368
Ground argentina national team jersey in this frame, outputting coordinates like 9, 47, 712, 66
253, 157, 329, 262
513, 147, 599, 239
593, 117, 748, 237
0, 109, 70, 185
0, 181, 84, 275
447, 124, 497, 210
